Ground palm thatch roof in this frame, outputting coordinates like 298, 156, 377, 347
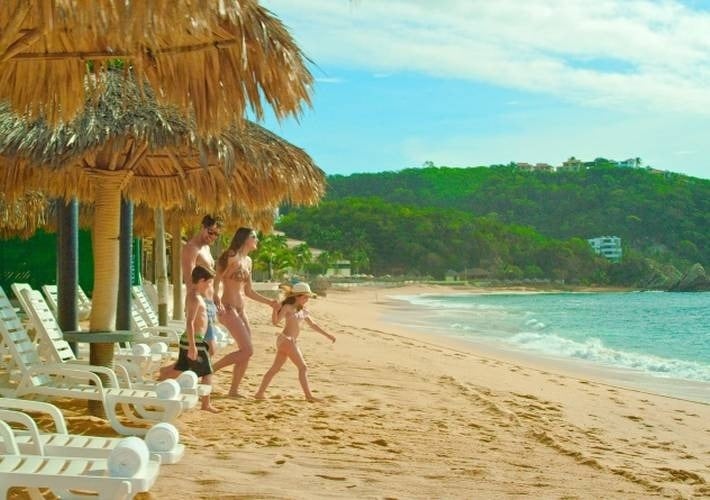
131, 203, 279, 236
0, 69, 325, 212
0, 0, 312, 134
0, 193, 279, 240
0, 192, 47, 239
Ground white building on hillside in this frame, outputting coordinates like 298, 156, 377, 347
587, 236, 622, 263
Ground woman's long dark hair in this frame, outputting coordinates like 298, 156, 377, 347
217, 227, 253, 270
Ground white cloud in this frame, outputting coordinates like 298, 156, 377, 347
314, 76, 344, 84
263, 0, 710, 114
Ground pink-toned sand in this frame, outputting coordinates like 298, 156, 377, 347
22, 284, 710, 498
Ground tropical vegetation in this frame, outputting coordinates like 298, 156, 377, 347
274, 164, 709, 286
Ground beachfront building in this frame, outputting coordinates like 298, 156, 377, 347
514, 162, 553, 172
327, 260, 352, 277
514, 162, 534, 171
587, 236, 623, 263
559, 156, 585, 171
617, 157, 642, 168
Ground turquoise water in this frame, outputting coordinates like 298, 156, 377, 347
388, 291, 710, 400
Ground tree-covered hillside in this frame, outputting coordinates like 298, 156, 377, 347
325, 165, 709, 267
278, 197, 610, 283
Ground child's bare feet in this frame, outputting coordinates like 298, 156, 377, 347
254, 392, 265, 400
157, 365, 170, 381
306, 396, 321, 403
226, 392, 245, 399
201, 404, 220, 413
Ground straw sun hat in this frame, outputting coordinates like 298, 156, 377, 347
282, 282, 316, 297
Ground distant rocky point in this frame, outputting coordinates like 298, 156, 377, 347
668, 263, 710, 292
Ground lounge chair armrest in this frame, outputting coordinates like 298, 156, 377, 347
0, 421, 19, 454
60, 362, 122, 388
112, 360, 134, 388
0, 398, 68, 434
144, 325, 181, 335
28, 364, 106, 390
0, 409, 44, 454
141, 326, 181, 343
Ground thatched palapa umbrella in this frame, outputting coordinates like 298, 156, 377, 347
0, 0, 312, 134
0, 70, 324, 375
0, 196, 281, 238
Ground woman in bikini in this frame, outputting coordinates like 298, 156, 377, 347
212, 227, 278, 397
254, 282, 335, 402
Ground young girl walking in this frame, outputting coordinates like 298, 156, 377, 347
255, 282, 335, 402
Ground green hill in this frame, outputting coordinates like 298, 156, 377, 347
325, 165, 709, 266
277, 164, 708, 285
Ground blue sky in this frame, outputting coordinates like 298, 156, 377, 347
260, 0, 710, 179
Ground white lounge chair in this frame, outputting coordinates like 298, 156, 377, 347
41, 283, 92, 321
0, 286, 192, 436
20, 288, 160, 380
20, 288, 210, 399
0, 398, 184, 464
9, 283, 33, 321
130, 304, 181, 346
132, 284, 184, 329
42, 282, 180, 350
0, 419, 160, 499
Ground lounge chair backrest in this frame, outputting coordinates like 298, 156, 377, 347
9, 283, 33, 320
77, 286, 92, 308
131, 303, 153, 332
22, 289, 77, 364
41, 284, 91, 321
132, 286, 161, 326
0, 287, 51, 386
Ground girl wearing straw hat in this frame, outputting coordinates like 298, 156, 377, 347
255, 282, 335, 402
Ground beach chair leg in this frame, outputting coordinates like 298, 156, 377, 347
53, 481, 132, 500
103, 399, 149, 436
131, 401, 182, 422
27, 488, 45, 500
104, 397, 181, 436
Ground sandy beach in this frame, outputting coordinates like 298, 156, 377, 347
35, 284, 709, 499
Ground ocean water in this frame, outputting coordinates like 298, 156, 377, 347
386, 291, 710, 402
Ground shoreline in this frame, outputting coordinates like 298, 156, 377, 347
331, 280, 637, 295
370, 285, 710, 405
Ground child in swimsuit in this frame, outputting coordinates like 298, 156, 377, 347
175, 265, 219, 412
254, 282, 335, 402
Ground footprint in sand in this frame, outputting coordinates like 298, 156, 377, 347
658, 467, 705, 484
267, 436, 284, 446
197, 479, 221, 486
315, 474, 347, 481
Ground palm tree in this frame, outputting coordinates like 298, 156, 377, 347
292, 243, 313, 276
316, 250, 344, 276
252, 233, 290, 281
350, 248, 371, 274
